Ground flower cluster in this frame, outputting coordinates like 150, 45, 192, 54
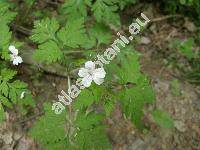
78, 61, 106, 87
9, 45, 23, 65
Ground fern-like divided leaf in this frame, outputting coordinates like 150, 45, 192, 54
114, 0, 137, 10
109, 49, 141, 84
0, 2, 17, 24
107, 47, 156, 128
29, 103, 67, 150
33, 40, 62, 64
0, 23, 12, 60
119, 80, 155, 128
103, 97, 116, 116
89, 23, 112, 46
31, 18, 63, 64
0, 103, 5, 122
0, 69, 35, 109
30, 103, 110, 150
60, 0, 92, 18
60, 0, 136, 26
0, 1, 16, 60
31, 18, 59, 44
73, 85, 105, 110
31, 17, 94, 64
92, 0, 120, 26
74, 111, 110, 150
57, 18, 87, 48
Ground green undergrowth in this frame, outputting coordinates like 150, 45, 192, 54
0, 0, 175, 149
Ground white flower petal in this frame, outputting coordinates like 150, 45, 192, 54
85, 61, 95, 70
93, 76, 104, 85
93, 68, 106, 79
13, 56, 23, 65
16, 56, 23, 63
81, 75, 93, 87
9, 47, 18, 55
13, 59, 19, 65
79, 61, 106, 87
8, 45, 15, 52
78, 68, 89, 78
20, 91, 25, 99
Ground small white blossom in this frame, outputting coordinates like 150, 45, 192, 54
78, 61, 106, 87
9, 45, 23, 66
20, 91, 25, 99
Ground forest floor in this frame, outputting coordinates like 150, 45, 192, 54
0, 3, 199, 150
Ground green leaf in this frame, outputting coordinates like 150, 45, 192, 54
60, 0, 92, 18
92, 0, 120, 26
104, 99, 115, 116
74, 111, 110, 149
119, 83, 155, 128
57, 18, 87, 48
0, 2, 17, 24
0, 24, 12, 60
0, 69, 35, 109
0, 104, 6, 122
11, 80, 27, 89
108, 47, 141, 84
33, 40, 62, 64
73, 85, 104, 110
107, 48, 156, 128
29, 103, 67, 150
0, 95, 12, 108
24, 0, 35, 6
0, 3, 16, 61
179, 38, 195, 59
31, 18, 59, 44
1, 69, 17, 81
8, 87, 17, 104
152, 109, 174, 129
0, 81, 8, 97
89, 23, 112, 46
19, 91, 35, 107
115, 0, 137, 10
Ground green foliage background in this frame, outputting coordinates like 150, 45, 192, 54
1, 0, 199, 149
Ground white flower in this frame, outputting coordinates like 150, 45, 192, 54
20, 91, 25, 99
78, 61, 106, 87
9, 45, 23, 65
